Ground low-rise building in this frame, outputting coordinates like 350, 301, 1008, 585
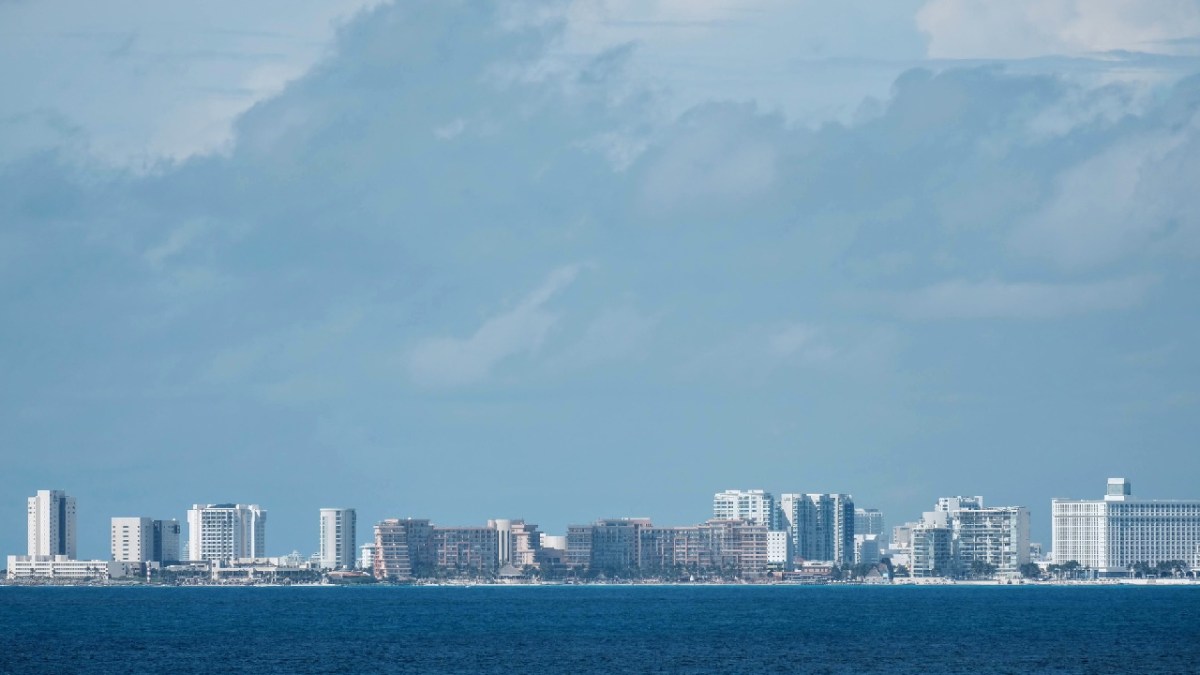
6, 555, 136, 581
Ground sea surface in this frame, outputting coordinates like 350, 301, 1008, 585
1, 584, 1198, 674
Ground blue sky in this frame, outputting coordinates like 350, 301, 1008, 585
3, 0, 1200, 558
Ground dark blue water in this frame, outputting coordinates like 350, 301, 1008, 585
2, 585, 1199, 674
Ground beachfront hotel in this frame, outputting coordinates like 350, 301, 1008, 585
187, 503, 267, 562
1052, 478, 1200, 576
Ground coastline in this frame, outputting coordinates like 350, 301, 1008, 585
3, 578, 1199, 588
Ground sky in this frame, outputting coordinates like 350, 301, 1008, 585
3, 0, 1200, 559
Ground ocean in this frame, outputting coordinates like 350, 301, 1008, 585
1, 585, 1198, 673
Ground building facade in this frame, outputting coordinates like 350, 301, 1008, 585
373, 518, 433, 580
319, 508, 357, 570
6, 555, 136, 581
713, 490, 777, 529
589, 518, 652, 574
111, 517, 151, 563
111, 517, 181, 563
27, 489, 77, 559
854, 534, 881, 566
432, 527, 499, 576
1052, 478, 1200, 575
903, 497, 1030, 577
186, 504, 267, 562
153, 519, 181, 563
565, 518, 769, 578
779, 493, 855, 564
910, 525, 954, 577
854, 508, 884, 538
954, 506, 1030, 576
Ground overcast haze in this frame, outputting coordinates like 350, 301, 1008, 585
4, 0, 1200, 559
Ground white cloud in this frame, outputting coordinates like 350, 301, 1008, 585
406, 265, 582, 387
1010, 110, 1200, 268
917, 0, 1200, 59
0, 0, 385, 165
878, 276, 1157, 319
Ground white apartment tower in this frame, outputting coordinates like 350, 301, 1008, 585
1052, 478, 1200, 576
713, 489, 778, 529
27, 489, 77, 558
187, 504, 267, 562
319, 508, 357, 570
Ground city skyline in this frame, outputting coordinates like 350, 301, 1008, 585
10, 477, 1200, 584
3, 477, 1187, 562
4, 2, 1199, 567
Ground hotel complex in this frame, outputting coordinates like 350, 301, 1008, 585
187, 504, 267, 562
1052, 478, 1200, 576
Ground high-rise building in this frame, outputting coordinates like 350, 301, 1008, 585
566, 525, 593, 568
186, 504, 267, 562
589, 518, 652, 574
373, 518, 434, 579
111, 517, 181, 563
854, 508, 884, 538
910, 524, 954, 577
27, 489, 77, 558
153, 519, 181, 563
111, 517, 151, 563
1052, 478, 1200, 576
713, 490, 777, 529
779, 493, 855, 564
954, 506, 1030, 576
432, 527, 500, 576
903, 496, 1030, 577
319, 508, 357, 570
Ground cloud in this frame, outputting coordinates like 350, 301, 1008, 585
143, 220, 207, 268
917, 0, 1200, 59
1010, 81, 1200, 268
4, 1, 1200, 556
406, 266, 583, 387
0, 0, 385, 165
873, 276, 1157, 319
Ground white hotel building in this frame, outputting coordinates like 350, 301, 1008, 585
1052, 478, 1200, 576
187, 504, 267, 562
